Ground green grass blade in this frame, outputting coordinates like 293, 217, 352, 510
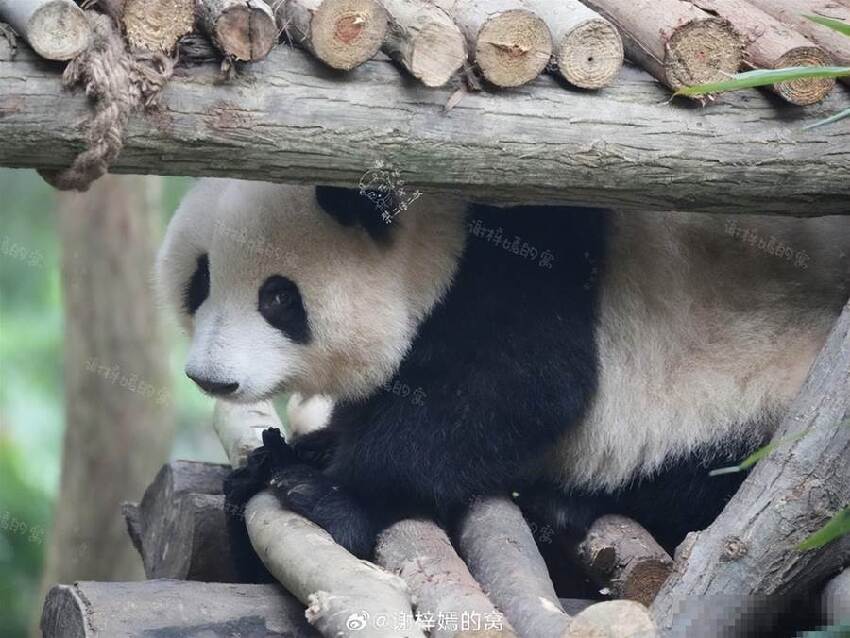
805, 107, 850, 130
708, 430, 809, 476
798, 507, 850, 551
805, 14, 850, 37
676, 66, 850, 97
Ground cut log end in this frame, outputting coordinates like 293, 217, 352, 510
410, 22, 467, 87
475, 9, 553, 88
216, 5, 278, 61
772, 46, 835, 106
310, 0, 388, 70
27, 0, 91, 60
123, 0, 196, 53
664, 17, 742, 91
556, 19, 623, 89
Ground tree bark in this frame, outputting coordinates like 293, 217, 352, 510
581, 0, 743, 91
122, 460, 238, 582
434, 0, 553, 87
2, 44, 850, 214
522, 0, 623, 89
576, 515, 673, 607
277, 0, 388, 70
375, 518, 518, 638
39, 175, 174, 594
686, 0, 835, 105
40, 580, 320, 637
198, 0, 278, 61
381, 0, 467, 87
745, 0, 850, 85
0, 0, 90, 60
652, 299, 850, 635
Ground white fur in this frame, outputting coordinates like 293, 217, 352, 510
548, 211, 850, 490
156, 178, 466, 403
286, 393, 334, 438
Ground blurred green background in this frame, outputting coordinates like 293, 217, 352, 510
0, 169, 226, 636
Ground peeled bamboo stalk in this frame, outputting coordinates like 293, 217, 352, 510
381, 0, 467, 87
581, 0, 743, 92
435, 0, 553, 88
0, 0, 91, 60
276, 0, 388, 70
523, 0, 623, 89
687, 0, 835, 104
199, 0, 278, 61
745, 0, 850, 85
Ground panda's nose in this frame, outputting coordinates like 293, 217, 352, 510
187, 372, 239, 396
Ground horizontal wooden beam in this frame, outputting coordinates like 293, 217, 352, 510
1, 41, 849, 214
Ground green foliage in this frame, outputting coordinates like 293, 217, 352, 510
799, 625, 850, 638
805, 14, 850, 36
709, 429, 809, 476
798, 507, 850, 551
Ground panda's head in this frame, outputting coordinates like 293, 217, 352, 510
156, 179, 465, 403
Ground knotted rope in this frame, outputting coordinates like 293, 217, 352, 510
40, 12, 174, 192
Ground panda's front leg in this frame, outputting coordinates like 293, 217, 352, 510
225, 427, 381, 560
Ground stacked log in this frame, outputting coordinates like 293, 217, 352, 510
523, 0, 623, 89
276, 0, 389, 70
198, 0, 278, 61
745, 0, 850, 83
0, 0, 91, 60
686, 0, 835, 104
581, 0, 744, 91
381, 0, 467, 87
113, 0, 196, 53
434, 0, 554, 88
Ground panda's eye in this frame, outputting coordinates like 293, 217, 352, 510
183, 254, 209, 316
258, 275, 311, 344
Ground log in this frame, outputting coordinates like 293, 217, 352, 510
40, 580, 320, 637
581, 0, 743, 91
687, 0, 835, 105
745, 0, 850, 85
576, 515, 673, 607
278, 0, 389, 70
214, 399, 280, 468
0, 0, 90, 60
822, 567, 850, 625
121, 0, 196, 53
246, 492, 427, 638
198, 0, 279, 62
3, 44, 850, 215
434, 0, 553, 88
122, 460, 239, 582
652, 299, 850, 635
375, 518, 519, 638
456, 497, 655, 638
522, 0, 623, 89
381, 0, 467, 87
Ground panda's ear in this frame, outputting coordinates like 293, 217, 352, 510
315, 186, 395, 242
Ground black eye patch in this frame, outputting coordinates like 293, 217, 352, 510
183, 254, 210, 316
258, 275, 311, 344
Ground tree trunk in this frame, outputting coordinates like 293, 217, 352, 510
39, 175, 174, 592
3, 45, 848, 214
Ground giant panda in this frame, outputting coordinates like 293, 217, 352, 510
156, 178, 850, 561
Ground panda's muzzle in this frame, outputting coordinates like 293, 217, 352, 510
187, 372, 239, 397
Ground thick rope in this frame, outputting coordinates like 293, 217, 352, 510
39, 12, 174, 192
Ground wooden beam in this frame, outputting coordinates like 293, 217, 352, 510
1, 43, 849, 214
652, 300, 850, 634
40, 580, 320, 637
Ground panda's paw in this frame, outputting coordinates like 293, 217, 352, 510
269, 464, 377, 559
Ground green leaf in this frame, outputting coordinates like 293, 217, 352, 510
806, 107, 850, 129
708, 430, 809, 476
798, 507, 850, 551
805, 14, 850, 37
675, 66, 850, 96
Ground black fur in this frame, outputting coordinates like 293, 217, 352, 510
315, 185, 396, 242
258, 276, 311, 344
183, 253, 209, 315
